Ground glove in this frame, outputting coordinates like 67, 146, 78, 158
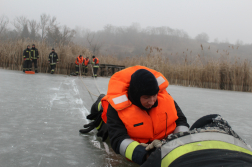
79, 121, 97, 134
79, 94, 107, 140
79, 115, 108, 141
144, 140, 162, 151
80, 111, 102, 132
24, 58, 26, 60
79, 111, 108, 141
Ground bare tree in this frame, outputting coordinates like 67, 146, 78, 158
86, 32, 103, 55
46, 26, 61, 45
40, 14, 50, 40
21, 24, 30, 39
46, 18, 75, 46
0, 15, 9, 37
61, 25, 76, 45
13, 16, 28, 34
47, 16, 58, 32
45, 16, 60, 45
29, 19, 40, 40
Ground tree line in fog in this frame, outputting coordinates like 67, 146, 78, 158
0, 14, 75, 45
1, 14, 252, 62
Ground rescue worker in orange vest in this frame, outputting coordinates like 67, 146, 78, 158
79, 65, 189, 165
92, 55, 99, 77
83, 56, 90, 76
75, 55, 84, 75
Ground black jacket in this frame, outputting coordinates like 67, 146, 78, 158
141, 114, 252, 167
30, 48, 39, 59
48, 52, 58, 65
107, 100, 189, 165
23, 48, 31, 60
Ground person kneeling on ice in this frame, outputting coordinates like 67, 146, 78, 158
79, 65, 190, 165
140, 114, 252, 167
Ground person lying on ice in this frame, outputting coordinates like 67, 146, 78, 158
140, 114, 252, 167
79, 65, 190, 165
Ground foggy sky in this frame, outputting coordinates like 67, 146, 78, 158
1, 0, 252, 44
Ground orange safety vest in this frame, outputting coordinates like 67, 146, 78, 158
101, 65, 178, 143
83, 58, 90, 66
93, 57, 99, 65
75, 56, 84, 65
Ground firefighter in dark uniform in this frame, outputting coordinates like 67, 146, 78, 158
48, 48, 58, 74
30, 44, 39, 73
92, 55, 99, 77
23, 45, 31, 72
83, 56, 90, 76
140, 114, 252, 167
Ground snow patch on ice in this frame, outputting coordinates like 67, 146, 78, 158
49, 93, 58, 110
75, 98, 83, 105
71, 79, 89, 118
72, 79, 79, 95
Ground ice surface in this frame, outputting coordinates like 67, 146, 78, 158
0, 69, 251, 167
0, 69, 137, 167
167, 84, 252, 146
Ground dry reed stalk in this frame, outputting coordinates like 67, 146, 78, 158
0, 40, 251, 92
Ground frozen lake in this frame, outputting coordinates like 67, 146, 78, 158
0, 69, 251, 167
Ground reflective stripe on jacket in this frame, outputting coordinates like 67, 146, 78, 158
23, 49, 31, 60
48, 52, 58, 65
140, 131, 252, 167
101, 65, 178, 144
30, 48, 39, 59
93, 57, 99, 65
161, 132, 252, 167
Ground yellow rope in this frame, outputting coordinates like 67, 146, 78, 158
79, 77, 99, 97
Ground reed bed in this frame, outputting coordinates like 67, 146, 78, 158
122, 55, 251, 92
0, 40, 251, 92
0, 39, 92, 74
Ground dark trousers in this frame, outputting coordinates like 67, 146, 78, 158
75, 65, 80, 75
93, 67, 98, 77
23, 60, 31, 72
50, 64, 56, 74
30, 59, 38, 72
83, 66, 88, 75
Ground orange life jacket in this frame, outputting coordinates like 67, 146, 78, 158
83, 58, 89, 66
93, 57, 99, 65
101, 65, 178, 143
75, 56, 84, 65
